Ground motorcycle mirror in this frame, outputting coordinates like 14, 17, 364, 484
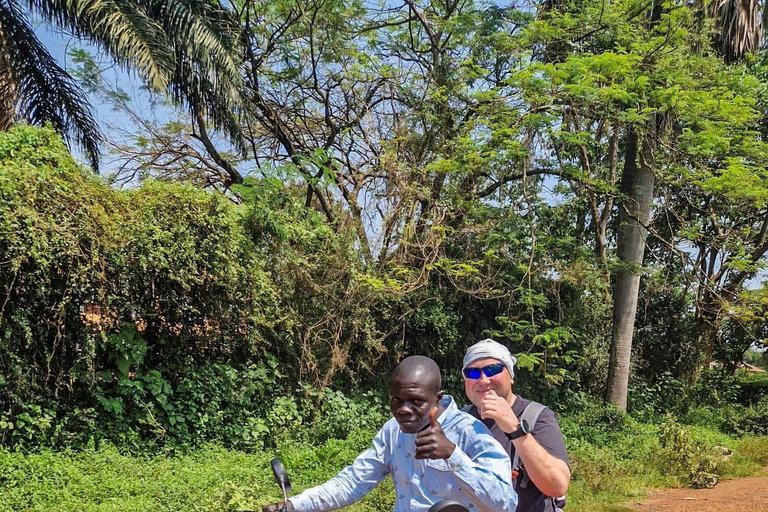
428, 500, 469, 512
271, 458, 292, 495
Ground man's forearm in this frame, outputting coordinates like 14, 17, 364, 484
512, 435, 570, 497
448, 446, 517, 512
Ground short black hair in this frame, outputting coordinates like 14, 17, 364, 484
390, 355, 441, 394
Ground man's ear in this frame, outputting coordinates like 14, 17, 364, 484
436, 390, 445, 401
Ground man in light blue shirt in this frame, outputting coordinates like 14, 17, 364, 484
262, 355, 517, 512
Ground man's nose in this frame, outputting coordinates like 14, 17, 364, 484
478, 372, 491, 384
397, 402, 414, 414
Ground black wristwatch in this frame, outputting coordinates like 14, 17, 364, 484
506, 419, 530, 440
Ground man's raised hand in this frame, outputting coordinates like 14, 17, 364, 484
414, 406, 455, 460
480, 390, 519, 434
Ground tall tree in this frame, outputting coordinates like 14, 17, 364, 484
605, 0, 765, 408
605, 122, 657, 408
605, 1, 663, 410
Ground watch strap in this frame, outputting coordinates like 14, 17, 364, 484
506, 419, 529, 440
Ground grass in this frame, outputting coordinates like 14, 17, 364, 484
0, 431, 395, 512
0, 425, 765, 511
0, 445, 273, 511
553, 411, 768, 512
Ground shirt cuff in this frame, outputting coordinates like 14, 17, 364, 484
445, 444, 473, 472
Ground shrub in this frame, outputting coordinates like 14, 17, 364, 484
627, 372, 687, 420
658, 416, 719, 488
722, 395, 768, 436
304, 388, 388, 442
736, 371, 768, 405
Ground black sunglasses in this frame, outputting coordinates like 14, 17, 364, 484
463, 362, 506, 379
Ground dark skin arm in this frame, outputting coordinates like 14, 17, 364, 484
414, 406, 456, 460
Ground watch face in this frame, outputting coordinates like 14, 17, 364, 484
520, 419, 529, 434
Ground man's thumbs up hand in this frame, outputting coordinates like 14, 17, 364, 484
415, 405, 455, 460
429, 406, 440, 430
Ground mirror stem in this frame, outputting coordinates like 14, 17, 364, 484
281, 482, 288, 512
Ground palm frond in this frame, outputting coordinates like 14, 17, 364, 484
30, 0, 247, 152
0, 0, 101, 169
148, 0, 241, 88
147, 0, 246, 152
170, 54, 247, 155
30, 0, 176, 89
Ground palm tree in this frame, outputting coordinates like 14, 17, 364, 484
0, 0, 243, 171
709, 0, 763, 63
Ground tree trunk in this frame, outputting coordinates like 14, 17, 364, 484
605, 122, 656, 410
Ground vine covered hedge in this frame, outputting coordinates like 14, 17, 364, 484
0, 126, 408, 449
0, 126, 286, 447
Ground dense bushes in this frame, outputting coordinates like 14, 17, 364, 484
0, 127, 462, 448
0, 126, 280, 449
1, 126, 765, 452
0, 127, 398, 449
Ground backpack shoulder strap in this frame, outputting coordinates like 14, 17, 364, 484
511, 401, 546, 470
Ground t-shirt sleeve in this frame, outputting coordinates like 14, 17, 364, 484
531, 408, 570, 468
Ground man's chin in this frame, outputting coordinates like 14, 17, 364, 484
397, 421, 423, 434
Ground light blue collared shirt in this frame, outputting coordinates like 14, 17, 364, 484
291, 395, 517, 512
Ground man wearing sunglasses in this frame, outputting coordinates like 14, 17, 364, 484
462, 339, 570, 512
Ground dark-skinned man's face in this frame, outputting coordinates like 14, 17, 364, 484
389, 374, 442, 434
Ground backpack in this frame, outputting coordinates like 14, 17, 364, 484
513, 401, 566, 512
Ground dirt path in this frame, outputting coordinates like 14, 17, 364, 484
628, 468, 768, 512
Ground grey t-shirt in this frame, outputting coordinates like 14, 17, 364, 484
463, 397, 570, 512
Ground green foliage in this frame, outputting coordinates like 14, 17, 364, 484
117, 179, 278, 361
0, 444, 272, 511
744, 348, 768, 370
0, 125, 121, 432
721, 395, 768, 437
736, 436, 768, 466
5, 0, 768, 455
303, 389, 388, 443
0, 126, 277, 449
737, 371, 768, 404
658, 416, 719, 489
89, 360, 285, 451
0, 399, 766, 511
555, 394, 767, 509
627, 372, 688, 421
